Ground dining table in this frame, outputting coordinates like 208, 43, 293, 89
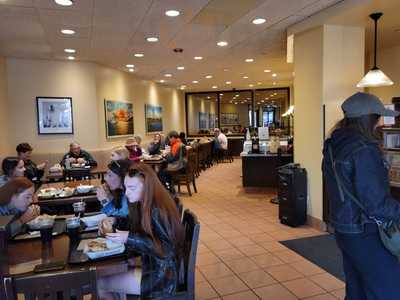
0, 228, 131, 299
44, 166, 108, 183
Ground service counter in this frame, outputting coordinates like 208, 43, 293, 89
241, 152, 293, 188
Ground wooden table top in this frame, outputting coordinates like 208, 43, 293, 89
2, 234, 129, 277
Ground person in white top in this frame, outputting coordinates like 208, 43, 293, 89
214, 128, 228, 150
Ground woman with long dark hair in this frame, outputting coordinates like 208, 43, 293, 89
323, 92, 400, 299
98, 162, 184, 299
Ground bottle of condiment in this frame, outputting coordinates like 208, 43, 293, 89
251, 135, 260, 154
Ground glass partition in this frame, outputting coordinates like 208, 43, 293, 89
219, 91, 252, 135
254, 88, 290, 133
186, 93, 218, 136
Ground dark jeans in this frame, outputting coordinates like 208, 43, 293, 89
335, 224, 400, 300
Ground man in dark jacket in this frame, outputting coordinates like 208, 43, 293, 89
61, 142, 97, 167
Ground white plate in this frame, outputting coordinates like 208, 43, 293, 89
82, 238, 125, 260
81, 213, 107, 228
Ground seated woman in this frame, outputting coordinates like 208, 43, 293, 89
125, 136, 143, 161
16, 143, 48, 183
0, 157, 26, 187
110, 146, 129, 161
97, 160, 131, 218
0, 177, 40, 236
147, 133, 165, 155
98, 163, 184, 299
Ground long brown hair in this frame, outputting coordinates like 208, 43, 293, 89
126, 162, 183, 256
0, 177, 33, 206
331, 114, 381, 141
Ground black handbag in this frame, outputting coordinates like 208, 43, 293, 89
329, 145, 400, 260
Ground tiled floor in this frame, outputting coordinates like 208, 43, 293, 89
179, 159, 345, 300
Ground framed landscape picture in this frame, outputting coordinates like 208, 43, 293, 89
36, 97, 74, 134
104, 100, 134, 138
145, 104, 163, 133
221, 113, 239, 125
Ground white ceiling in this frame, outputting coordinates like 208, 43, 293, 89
0, 0, 344, 91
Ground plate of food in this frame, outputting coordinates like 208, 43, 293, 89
27, 214, 56, 230
38, 188, 58, 199
58, 187, 75, 197
76, 185, 94, 194
82, 238, 125, 260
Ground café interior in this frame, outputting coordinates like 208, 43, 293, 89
1, 0, 400, 299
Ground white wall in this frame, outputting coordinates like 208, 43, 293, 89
0, 56, 10, 156
4, 58, 185, 155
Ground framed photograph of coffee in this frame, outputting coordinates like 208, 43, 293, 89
36, 97, 74, 134
105, 100, 134, 138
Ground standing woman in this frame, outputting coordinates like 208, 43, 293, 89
98, 163, 184, 299
322, 92, 400, 299
0, 157, 26, 187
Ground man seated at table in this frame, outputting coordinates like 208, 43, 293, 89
60, 142, 97, 167
16, 143, 47, 183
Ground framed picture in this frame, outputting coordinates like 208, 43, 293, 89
104, 100, 134, 139
36, 97, 74, 134
145, 104, 163, 133
199, 112, 208, 129
221, 113, 239, 125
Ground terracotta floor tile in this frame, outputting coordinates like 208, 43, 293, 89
273, 250, 305, 263
209, 275, 249, 296
304, 294, 337, 300
197, 252, 222, 267
282, 278, 326, 299
214, 248, 246, 262
330, 288, 345, 300
222, 290, 260, 300
196, 269, 207, 283
251, 253, 285, 268
199, 262, 235, 280
290, 260, 325, 276
309, 273, 345, 292
196, 281, 219, 300
204, 239, 233, 251
237, 244, 269, 257
258, 241, 288, 252
254, 283, 298, 300
225, 257, 260, 274
228, 236, 256, 247
248, 233, 275, 243
238, 269, 277, 289
266, 264, 304, 282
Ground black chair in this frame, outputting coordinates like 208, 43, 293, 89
4, 268, 98, 300
171, 153, 198, 197
127, 209, 200, 300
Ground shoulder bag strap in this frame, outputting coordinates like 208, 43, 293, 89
328, 145, 372, 217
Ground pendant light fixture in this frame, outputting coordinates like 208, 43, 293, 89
357, 13, 393, 88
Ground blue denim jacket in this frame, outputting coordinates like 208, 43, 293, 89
322, 128, 400, 233
100, 195, 129, 218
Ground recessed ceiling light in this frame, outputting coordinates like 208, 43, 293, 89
245, 58, 254, 63
243, 76, 249, 79
64, 48, 76, 53
264, 69, 271, 73
67, 56, 75, 60
159, 80, 165, 83
272, 73, 277, 77
194, 56, 203, 60
225, 81, 232, 84
164, 73, 172, 77
192, 80, 199, 84
249, 84, 254, 87
165, 10, 180, 17
146, 37, 159, 42
134, 53, 144, 58
235, 102, 238, 105
61, 29, 75, 35
205, 75, 213, 79
220, 93, 224, 96
207, 96, 211, 99
235, 94, 239, 97
252, 18, 266, 25
212, 85, 218, 89
177, 66, 185, 70
128, 69, 134, 72
126, 64, 134, 68
55, 0, 73, 6
217, 41, 228, 47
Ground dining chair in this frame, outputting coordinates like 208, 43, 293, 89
3, 267, 98, 300
171, 153, 198, 196
127, 209, 200, 300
